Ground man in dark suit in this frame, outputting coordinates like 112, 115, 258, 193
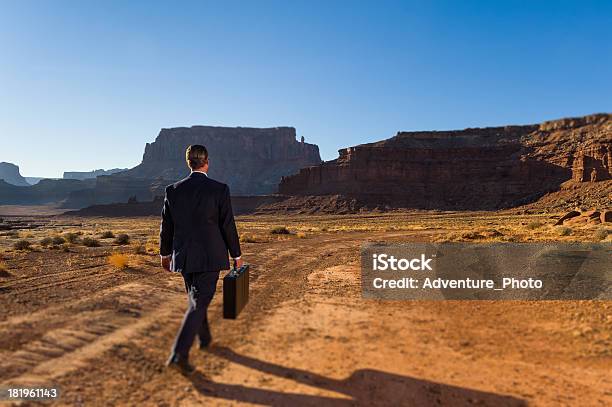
160, 144, 243, 375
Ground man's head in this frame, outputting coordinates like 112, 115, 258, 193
186, 144, 209, 173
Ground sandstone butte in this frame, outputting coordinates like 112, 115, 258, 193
278, 113, 611, 211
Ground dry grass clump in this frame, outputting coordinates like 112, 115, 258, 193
296, 231, 307, 239
557, 226, 572, 236
13, 240, 31, 251
593, 228, 609, 241
526, 221, 544, 230
240, 233, 258, 243
144, 239, 159, 254
114, 234, 130, 245
82, 237, 101, 247
40, 237, 53, 247
100, 231, 115, 239
64, 232, 80, 244
270, 226, 290, 235
52, 236, 66, 245
108, 253, 130, 269
134, 244, 147, 255
461, 229, 504, 240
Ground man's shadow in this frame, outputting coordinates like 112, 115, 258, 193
188, 346, 527, 406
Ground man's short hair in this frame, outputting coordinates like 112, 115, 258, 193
186, 145, 208, 169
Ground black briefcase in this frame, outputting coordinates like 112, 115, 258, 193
223, 264, 249, 319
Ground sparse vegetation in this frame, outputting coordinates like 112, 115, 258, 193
145, 239, 159, 254
526, 221, 544, 230
82, 237, 101, 247
460, 229, 503, 240
134, 244, 146, 255
13, 240, 31, 251
108, 253, 129, 269
64, 232, 80, 244
100, 231, 115, 239
270, 226, 290, 235
296, 232, 307, 239
557, 226, 572, 236
593, 228, 609, 241
240, 233, 258, 243
114, 234, 130, 245
52, 236, 66, 245
40, 237, 53, 247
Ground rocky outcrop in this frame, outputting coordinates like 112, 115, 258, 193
0, 162, 29, 186
280, 114, 611, 210
118, 125, 321, 195
63, 168, 127, 180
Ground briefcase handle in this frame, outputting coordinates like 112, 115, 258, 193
228, 264, 249, 278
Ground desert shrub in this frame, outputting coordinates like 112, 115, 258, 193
270, 226, 290, 235
64, 232, 80, 244
593, 228, 609, 241
82, 237, 100, 247
134, 244, 146, 255
100, 231, 115, 239
61, 244, 71, 252
114, 234, 130, 245
108, 253, 129, 269
40, 237, 53, 247
52, 236, 66, 245
526, 221, 544, 230
13, 240, 31, 250
240, 233, 257, 243
557, 226, 572, 236
296, 232, 307, 239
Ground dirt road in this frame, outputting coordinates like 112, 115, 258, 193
0, 215, 610, 406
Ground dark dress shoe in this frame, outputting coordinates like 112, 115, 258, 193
166, 354, 195, 375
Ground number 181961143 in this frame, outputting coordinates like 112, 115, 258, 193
1, 387, 60, 400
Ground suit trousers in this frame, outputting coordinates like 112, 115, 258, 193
171, 271, 220, 358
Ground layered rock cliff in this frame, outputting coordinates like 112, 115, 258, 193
118, 126, 321, 195
0, 162, 29, 186
279, 114, 611, 210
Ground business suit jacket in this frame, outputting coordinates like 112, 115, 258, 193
160, 172, 241, 273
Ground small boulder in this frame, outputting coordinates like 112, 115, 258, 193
554, 210, 580, 226
601, 210, 612, 223
583, 210, 602, 224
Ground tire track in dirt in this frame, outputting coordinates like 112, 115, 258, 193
0, 281, 184, 386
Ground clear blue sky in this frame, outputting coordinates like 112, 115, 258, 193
1, 0, 610, 178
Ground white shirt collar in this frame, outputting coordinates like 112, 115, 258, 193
192, 171, 207, 176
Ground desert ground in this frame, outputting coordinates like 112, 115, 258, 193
0, 211, 610, 406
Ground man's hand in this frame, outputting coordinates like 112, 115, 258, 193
233, 257, 244, 270
161, 256, 172, 272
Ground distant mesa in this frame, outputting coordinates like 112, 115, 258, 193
63, 168, 128, 180
0, 125, 322, 208
117, 125, 321, 195
279, 113, 611, 211
0, 162, 30, 186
